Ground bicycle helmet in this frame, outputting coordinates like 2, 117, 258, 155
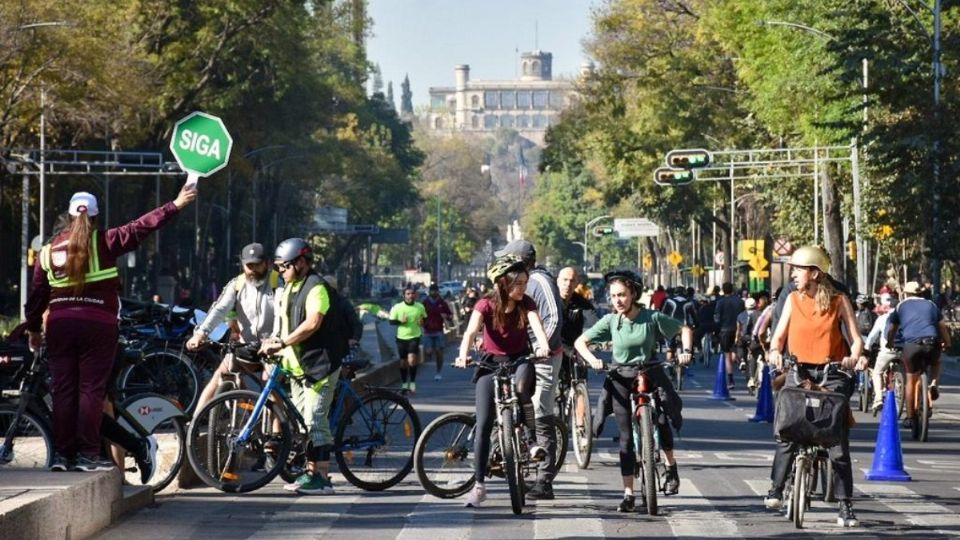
274, 237, 312, 263
788, 245, 830, 273
487, 254, 526, 283
855, 294, 870, 306
604, 269, 643, 290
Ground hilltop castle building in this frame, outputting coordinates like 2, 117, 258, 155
425, 51, 592, 146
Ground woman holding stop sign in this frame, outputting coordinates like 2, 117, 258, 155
23, 184, 197, 472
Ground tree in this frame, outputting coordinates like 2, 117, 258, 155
370, 62, 383, 96
386, 81, 395, 111
400, 74, 413, 116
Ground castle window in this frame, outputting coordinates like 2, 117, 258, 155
517, 115, 530, 128
434, 117, 443, 129
501, 115, 515, 128
500, 91, 515, 109
517, 91, 531, 108
484, 91, 499, 109
532, 91, 548, 109
471, 115, 479, 128
484, 115, 498, 128
471, 95, 480, 108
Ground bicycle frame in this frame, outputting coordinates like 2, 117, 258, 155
231, 362, 384, 455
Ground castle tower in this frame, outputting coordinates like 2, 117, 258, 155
520, 50, 552, 81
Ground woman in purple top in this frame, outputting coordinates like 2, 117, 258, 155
24, 185, 196, 472
455, 255, 551, 508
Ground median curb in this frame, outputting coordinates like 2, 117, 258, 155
0, 468, 153, 540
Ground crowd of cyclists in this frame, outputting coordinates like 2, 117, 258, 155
4, 185, 953, 530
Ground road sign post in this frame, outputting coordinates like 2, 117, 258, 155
169, 111, 234, 187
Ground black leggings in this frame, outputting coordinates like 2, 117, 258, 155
606, 367, 675, 477
474, 359, 535, 482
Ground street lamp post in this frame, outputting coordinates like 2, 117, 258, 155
583, 214, 612, 271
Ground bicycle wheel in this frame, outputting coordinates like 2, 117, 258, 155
570, 382, 593, 470
674, 362, 684, 391
794, 459, 807, 529
638, 404, 658, 516
822, 459, 835, 503
186, 390, 291, 493
551, 416, 569, 473
858, 371, 870, 413
918, 372, 930, 442
892, 369, 906, 419
118, 349, 200, 414
783, 475, 794, 521
500, 408, 523, 515
335, 388, 421, 491
414, 412, 476, 498
122, 417, 186, 493
0, 404, 53, 469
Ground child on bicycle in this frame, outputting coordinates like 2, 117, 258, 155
574, 270, 693, 513
454, 255, 552, 508
764, 245, 866, 528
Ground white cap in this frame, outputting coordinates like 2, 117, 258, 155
68, 192, 99, 217
745, 298, 757, 309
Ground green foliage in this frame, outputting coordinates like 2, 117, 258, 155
0, 0, 424, 311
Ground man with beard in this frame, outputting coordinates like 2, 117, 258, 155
187, 243, 277, 416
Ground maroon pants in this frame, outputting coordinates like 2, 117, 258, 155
46, 318, 118, 458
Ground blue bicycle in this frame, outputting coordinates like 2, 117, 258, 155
186, 353, 420, 493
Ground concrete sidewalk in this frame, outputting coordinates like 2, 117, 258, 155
0, 468, 151, 540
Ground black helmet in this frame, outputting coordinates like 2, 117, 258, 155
604, 269, 643, 292
274, 237, 312, 264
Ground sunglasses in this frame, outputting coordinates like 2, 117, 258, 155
274, 260, 295, 271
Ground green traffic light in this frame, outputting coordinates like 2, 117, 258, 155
666, 148, 712, 169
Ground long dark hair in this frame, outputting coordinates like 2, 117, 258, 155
489, 268, 529, 331
65, 213, 95, 293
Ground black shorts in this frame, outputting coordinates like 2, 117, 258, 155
902, 340, 940, 374
397, 337, 421, 358
718, 329, 737, 353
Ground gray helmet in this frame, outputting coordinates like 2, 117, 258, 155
274, 237, 312, 264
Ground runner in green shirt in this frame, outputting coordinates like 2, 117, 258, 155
389, 287, 427, 393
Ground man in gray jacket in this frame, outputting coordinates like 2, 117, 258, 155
187, 243, 276, 416
494, 239, 564, 500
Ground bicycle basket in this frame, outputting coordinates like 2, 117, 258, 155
774, 386, 849, 448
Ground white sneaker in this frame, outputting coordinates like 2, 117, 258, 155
529, 445, 548, 462
465, 483, 486, 507
434, 374, 442, 381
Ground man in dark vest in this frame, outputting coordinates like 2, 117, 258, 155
261, 238, 348, 495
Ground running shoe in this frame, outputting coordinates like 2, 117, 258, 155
297, 475, 335, 495
465, 483, 487, 507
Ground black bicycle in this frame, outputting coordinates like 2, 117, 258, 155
0, 333, 187, 492
414, 355, 566, 515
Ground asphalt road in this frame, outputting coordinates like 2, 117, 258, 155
95, 350, 960, 539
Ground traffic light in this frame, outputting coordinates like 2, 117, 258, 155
653, 167, 694, 186
665, 148, 713, 169
593, 226, 616, 237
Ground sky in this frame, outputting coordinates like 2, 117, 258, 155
366, 0, 598, 107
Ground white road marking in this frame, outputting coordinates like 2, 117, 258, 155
668, 479, 740, 538
857, 482, 960, 535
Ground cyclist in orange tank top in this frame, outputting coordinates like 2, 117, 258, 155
764, 246, 867, 528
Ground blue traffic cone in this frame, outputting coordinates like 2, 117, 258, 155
749, 365, 774, 422
708, 352, 735, 401
865, 390, 911, 482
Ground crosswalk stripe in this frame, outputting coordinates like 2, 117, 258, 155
668, 478, 740, 538
396, 493, 473, 540
254, 492, 361, 539
856, 482, 960, 534
533, 475, 605, 539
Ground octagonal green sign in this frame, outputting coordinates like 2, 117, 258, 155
169, 111, 233, 186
